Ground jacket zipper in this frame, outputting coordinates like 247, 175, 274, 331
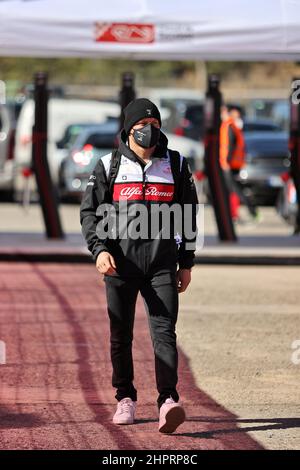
142, 166, 147, 274
142, 168, 146, 200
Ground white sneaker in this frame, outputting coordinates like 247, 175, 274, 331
158, 397, 185, 434
113, 397, 136, 425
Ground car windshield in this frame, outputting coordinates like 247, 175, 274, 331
60, 124, 94, 148
186, 105, 203, 122
85, 133, 116, 150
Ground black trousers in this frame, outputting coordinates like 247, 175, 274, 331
103, 269, 179, 409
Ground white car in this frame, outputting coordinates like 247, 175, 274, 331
0, 104, 15, 196
165, 132, 204, 172
146, 88, 204, 109
145, 88, 204, 127
13, 98, 120, 199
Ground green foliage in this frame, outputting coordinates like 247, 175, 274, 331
206, 61, 252, 78
0, 57, 196, 89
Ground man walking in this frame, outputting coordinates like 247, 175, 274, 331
80, 98, 198, 434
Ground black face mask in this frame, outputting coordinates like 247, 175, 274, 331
132, 123, 160, 148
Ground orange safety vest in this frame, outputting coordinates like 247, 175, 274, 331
219, 118, 245, 170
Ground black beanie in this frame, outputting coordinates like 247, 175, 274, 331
123, 98, 161, 135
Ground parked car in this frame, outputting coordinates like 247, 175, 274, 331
56, 123, 98, 150
146, 88, 204, 129
54, 122, 103, 184
236, 131, 290, 205
167, 103, 205, 141
170, 109, 282, 142
164, 132, 204, 173
0, 102, 19, 199
13, 98, 120, 200
246, 99, 290, 131
147, 88, 204, 110
58, 121, 119, 201
243, 118, 283, 133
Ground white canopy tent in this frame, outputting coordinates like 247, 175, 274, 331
0, 0, 300, 60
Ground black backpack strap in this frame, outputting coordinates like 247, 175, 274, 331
169, 150, 183, 202
108, 149, 122, 197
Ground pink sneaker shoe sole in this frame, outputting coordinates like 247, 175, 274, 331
113, 418, 134, 425
159, 405, 185, 434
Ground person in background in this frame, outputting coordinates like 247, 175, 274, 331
220, 104, 259, 222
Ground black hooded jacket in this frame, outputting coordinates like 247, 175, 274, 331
80, 130, 198, 277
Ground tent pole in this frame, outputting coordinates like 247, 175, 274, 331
31, 72, 64, 239
119, 71, 136, 131
204, 73, 237, 242
289, 77, 300, 232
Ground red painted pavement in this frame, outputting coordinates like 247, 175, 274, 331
0, 262, 263, 450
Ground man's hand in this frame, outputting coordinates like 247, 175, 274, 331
176, 268, 192, 293
96, 251, 117, 275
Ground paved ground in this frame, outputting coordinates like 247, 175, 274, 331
0, 202, 294, 237
178, 265, 300, 450
0, 262, 264, 450
0, 204, 300, 262
0, 262, 299, 449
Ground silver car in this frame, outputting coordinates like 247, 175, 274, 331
58, 121, 119, 201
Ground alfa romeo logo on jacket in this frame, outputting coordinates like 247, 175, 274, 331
114, 183, 174, 201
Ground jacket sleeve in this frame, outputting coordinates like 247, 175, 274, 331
177, 156, 199, 269
80, 157, 111, 262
